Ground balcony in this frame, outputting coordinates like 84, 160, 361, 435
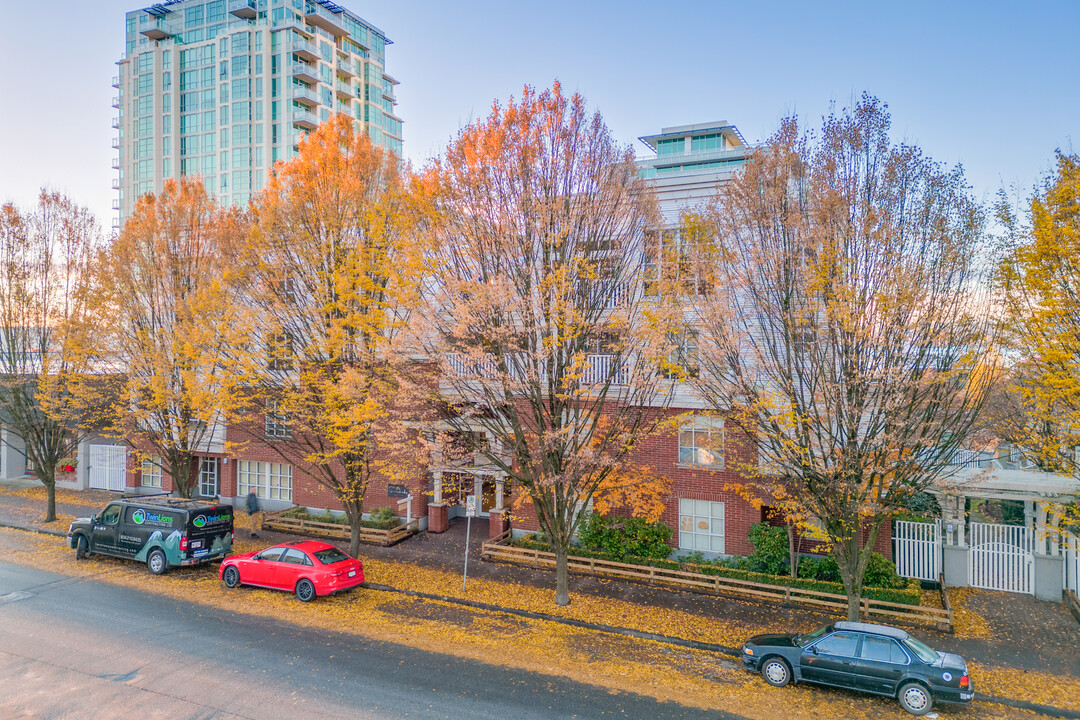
304, 3, 347, 36
111, 179, 120, 190
111, 158, 120, 169
291, 107, 317, 129
111, 199, 121, 210
335, 80, 353, 100
289, 85, 318, 107
111, 96, 120, 108
584, 354, 629, 385
111, 218, 121, 230
290, 62, 318, 85
228, 0, 257, 18
286, 36, 318, 62
111, 136, 120, 148
336, 57, 355, 78
111, 75, 120, 88
140, 18, 175, 40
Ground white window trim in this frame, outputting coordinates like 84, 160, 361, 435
679, 498, 725, 554
678, 416, 724, 469
141, 455, 163, 488
237, 459, 292, 501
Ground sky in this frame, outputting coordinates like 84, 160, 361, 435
0, 0, 1076, 231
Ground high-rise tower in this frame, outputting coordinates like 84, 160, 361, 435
113, 0, 401, 228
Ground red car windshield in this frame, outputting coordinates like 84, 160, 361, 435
313, 548, 351, 564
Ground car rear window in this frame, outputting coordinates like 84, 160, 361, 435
313, 548, 351, 564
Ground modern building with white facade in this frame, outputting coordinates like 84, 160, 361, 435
113, 0, 402, 228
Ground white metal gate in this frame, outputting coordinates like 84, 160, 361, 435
1066, 535, 1080, 595
893, 520, 941, 581
88, 445, 127, 492
969, 522, 1034, 594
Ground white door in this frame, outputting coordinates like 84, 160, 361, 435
199, 457, 220, 497
893, 520, 942, 582
968, 522, 1034, 594
1066, 536, 1080, 595
88, 445, 127, 492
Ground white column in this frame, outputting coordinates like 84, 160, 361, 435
495, 473, 505, 511
433, 471, 442, 504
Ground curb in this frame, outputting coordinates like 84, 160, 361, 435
363, 582, 1080, 720
0, 520, 67, 538
1, 521, 1076, 719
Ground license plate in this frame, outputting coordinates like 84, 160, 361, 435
960, 693, 973, 700
348, 570, 356, 578
191, 540, 203, 549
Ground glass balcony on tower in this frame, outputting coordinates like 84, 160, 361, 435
304, 3, 347, 36
291, 107, 317, 129
290, 62, 319, 85
228, 0, 257, 18
286, 36, 319, 62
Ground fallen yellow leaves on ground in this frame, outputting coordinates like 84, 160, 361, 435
948, 587, 995, 640
973, 663, 1080, 711
0, 527, 1046, 720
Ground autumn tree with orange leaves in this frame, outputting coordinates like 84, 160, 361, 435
94, 177, 248, 499
237, 115, 430, 558
995, 153, 1080, 534
421, 84, 674, 606
0, 191, 106, 521
683, 95, 998, 620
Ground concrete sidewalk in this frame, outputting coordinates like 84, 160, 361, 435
1, 481, 1077, 680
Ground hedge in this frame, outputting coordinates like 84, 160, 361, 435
280, 506, 400, 531
507, 537, 922, 606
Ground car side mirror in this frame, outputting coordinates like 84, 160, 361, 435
91, 515, 98, 524
809, 645, 818, 654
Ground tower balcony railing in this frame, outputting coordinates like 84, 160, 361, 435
291, 107, 317, 129
228, 0, 257, 18
289, 85, 318, 107
290, 62, 319, 85
286, 36, 318, 62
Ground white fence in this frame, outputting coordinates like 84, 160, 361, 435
893, 520, 941, 581
969, 522, 1034, 595
1066, 535, 1080, 595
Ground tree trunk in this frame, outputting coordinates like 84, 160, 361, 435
554, 544, 570, 606
787, 521, 800, 579
836, 535, 865, 621
44, 477, 57, 523
347, 500, 363, 559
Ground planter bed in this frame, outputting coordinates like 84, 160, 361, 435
481, 531, 952, 632
262, 509, 419, 547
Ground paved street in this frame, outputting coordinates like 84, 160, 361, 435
0, 561, 740, 720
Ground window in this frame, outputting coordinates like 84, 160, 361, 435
101, 505, 121, 525
644, 229, 697, 296
679, 417, 723, 467
813, 632, 861, 658
237, 460, 292, 501
678, 499, 725, 553
859, 636, 909, 664
690, 133, 726, 154
257, 547, 285, 561
141, 455, 163, 487
663, 331, 699, 379
199, 457, 220, 497
265, 401, 291, 439
282, 548, 311, 565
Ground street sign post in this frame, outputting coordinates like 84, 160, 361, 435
463, 494, 478, 591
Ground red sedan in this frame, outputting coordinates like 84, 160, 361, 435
219, 540, 365, 602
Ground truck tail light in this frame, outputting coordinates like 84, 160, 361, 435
230, 531, 234, 544
960, 674, 969, 689
180, 536, 188, 552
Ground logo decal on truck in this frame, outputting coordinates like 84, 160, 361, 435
193, 513, 231, 528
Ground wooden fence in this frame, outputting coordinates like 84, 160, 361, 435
1065, 589, 1080, 626
262, 511, 419, 547
481, 532, 953, 632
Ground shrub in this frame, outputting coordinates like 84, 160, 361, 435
798, 556, 841, 583
747, 522, 789, 575
862, 552, 906, 589
576, 513, 673, 562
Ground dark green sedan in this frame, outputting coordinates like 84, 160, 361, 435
741, 621, 972, 715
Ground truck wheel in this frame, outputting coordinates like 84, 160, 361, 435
223, 566, 241, 588
898, 682, 932, 715
147, 548, 168, 575
761, 657, 792, 687
295, 579, 316, 602
75, 535, 89, 560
